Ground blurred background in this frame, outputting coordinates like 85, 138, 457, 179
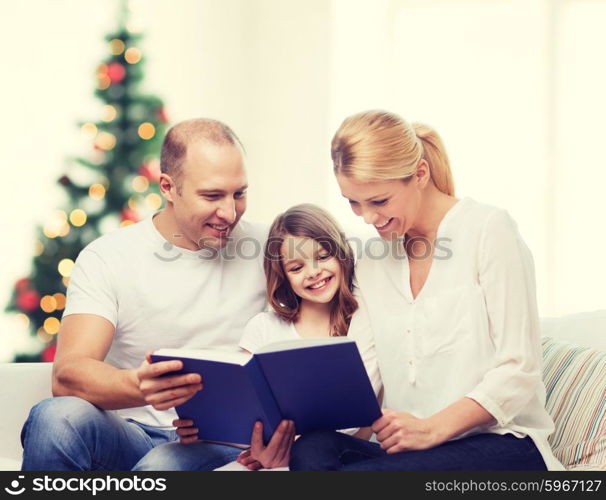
1, 0, 604, 362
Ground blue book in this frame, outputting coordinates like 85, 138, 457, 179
151, 337, 382, 446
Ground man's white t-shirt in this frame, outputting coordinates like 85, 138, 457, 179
63, 213, 268, 428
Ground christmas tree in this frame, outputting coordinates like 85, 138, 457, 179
6, 9, 168, 362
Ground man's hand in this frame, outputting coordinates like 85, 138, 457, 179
238, 420, 295, 470
136, 353, 203, 411
173, 418, 200, 445
372, 409, 441, 454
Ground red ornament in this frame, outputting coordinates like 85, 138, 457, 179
42, 343, 57, 362
156, 107, 169, 124
15, 278, 30, 292
58, 175, 72, 187
107, 63, 126, 83
139, 162, 161, 183
17, 289, 40, 313
121, 208, 140, 223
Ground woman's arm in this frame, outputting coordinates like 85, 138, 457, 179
465, 208, 544, 427
374, 209, 543, 452
372, 397, 495, 453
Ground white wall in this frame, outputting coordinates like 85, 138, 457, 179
1, 0, 604, 360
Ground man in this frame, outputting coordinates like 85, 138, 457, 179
21, 118, 268, 470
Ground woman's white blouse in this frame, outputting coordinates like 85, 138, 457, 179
355, 197, 563, 470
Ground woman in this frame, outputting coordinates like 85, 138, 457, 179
289, 110, 563, 470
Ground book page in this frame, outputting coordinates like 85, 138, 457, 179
153, 347, 251, 366
256, 336, 354, 354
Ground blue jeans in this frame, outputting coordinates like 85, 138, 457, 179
132, 441, 242, 471
21, 397, 239, 471
289, 431, 547, 471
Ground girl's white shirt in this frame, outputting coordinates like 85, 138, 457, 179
239, 305, 382, 398
239, 311, 300, 353
238, 300, 384, 438
355, 196, 564, 470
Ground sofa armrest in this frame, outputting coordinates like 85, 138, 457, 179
0, 363, 53, 469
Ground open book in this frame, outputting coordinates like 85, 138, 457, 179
151, 337, 381, 446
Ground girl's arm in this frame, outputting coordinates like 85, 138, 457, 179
347, 293, 383, 398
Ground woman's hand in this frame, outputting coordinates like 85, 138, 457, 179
239, 420, 295, 470
173, 418, 200, 445
372, 409, 443, 453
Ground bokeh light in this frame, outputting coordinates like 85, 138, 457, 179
33, 240, 44, 257
43, 211, 68, 239
43, 317, 61, 335
101, 105, 118, 122
145, 193, 162, 210
138, 122, 155, 140
40, 295, 58, 313
125, 47, 142, 64
69, 209, 87, 227
132, 176, 149, 193
37, 328, 53, 343
81, 123, 98, 136
109, 38, 126, 55
58, 258, 75, 278
95, 132, 116, 151
89, 184, 106, 200
53, 293, 67, 310
16, 313, 30, 329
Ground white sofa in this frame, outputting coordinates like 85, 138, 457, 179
2, 310, 605, 471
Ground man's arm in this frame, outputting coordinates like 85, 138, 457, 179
53, 314, 203, 410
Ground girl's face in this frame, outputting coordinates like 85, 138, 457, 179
336, 172, 421, 240
280, 235, 342, 305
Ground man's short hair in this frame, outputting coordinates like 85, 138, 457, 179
160, 118, 244, 193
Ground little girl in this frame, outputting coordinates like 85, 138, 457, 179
242, 203, 359, 349
176, 204, 381, 470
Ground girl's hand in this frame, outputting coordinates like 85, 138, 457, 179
371, 409, 442, 453
173, 418, 200, 445
247, 420, 295, 469
236, 449, 263, 471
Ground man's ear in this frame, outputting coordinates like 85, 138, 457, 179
159, 173, 176, 203
416, 159, 431, 189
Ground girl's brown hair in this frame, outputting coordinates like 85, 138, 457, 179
264, 204, 358, 336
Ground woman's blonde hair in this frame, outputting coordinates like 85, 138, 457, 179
331, 110, 455, 195
264, 204, 358, 336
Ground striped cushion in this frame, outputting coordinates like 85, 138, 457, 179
542, 337, 606, 470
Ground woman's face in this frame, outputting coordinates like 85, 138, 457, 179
336, 173, 420, 240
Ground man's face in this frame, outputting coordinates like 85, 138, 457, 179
169, 142, 248, 250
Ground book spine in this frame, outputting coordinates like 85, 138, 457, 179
245, 357, 283, 443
